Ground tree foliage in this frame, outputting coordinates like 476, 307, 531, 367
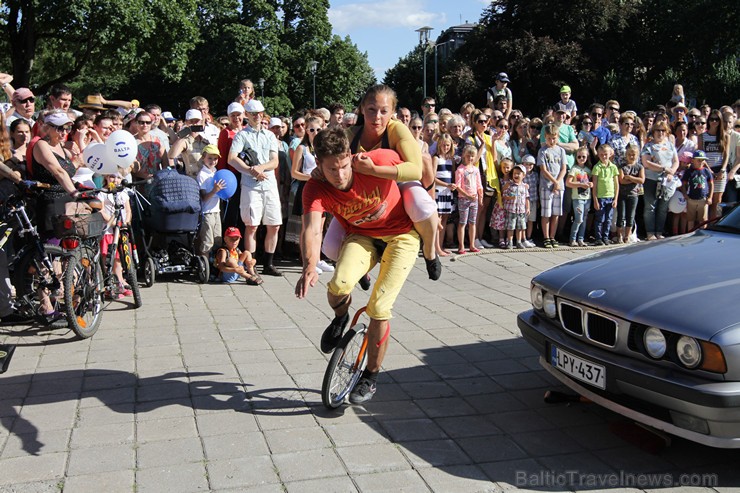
0, 0, 375, 116
387, 0, 740, 114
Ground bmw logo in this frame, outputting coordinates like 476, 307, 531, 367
588, 289, 606, 299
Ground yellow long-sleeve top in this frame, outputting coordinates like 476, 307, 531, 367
348, 119, 422, 182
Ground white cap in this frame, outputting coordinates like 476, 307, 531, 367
45, 112, 73, 126
185, 109, 202, 121
162, 111, 176, 121
227, 102, 245, 115
244, 99, 265, 113
522, 154, 536, 164
269, 117, 282, 128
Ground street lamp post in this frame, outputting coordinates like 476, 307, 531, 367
258, 78, 265, 99
309, 60, 318, 108
415, 26, 433, 98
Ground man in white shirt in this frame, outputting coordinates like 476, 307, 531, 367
228, 100, 283, 276
6, 88, 36, 126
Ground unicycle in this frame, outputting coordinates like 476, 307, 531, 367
321, 307, 370, 409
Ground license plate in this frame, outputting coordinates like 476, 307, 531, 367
550, 345, 606, 389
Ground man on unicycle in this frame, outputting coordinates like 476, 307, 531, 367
295, 127, 421, 404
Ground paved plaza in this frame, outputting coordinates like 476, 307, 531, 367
0, 248, 739, 492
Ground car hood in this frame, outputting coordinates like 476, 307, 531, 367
534, 230, 740, 340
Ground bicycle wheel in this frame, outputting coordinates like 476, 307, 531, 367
63, 245, 104, 338
195, 255, 209, 284
13, 244, 68, 325
120, 234, 142, 308
321, 323, 368, 409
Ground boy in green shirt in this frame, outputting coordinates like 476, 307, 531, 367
592, 144, 619, 245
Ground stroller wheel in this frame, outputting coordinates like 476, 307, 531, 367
144, 257, 156, 287
195, 255, 209, 284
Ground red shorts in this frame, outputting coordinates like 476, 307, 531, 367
100, 234, 120, 260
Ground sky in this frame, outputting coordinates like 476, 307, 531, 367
327, 0, 491, 81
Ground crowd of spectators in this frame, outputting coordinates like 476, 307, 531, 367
1, 71, 738, 280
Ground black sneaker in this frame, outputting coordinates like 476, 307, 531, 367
594, 239, 605, 246
262, 265, 283, 277
0, 344, 16, 373
349, 376, 377, 404
425, 256, 442, 281
320, 312, 350, 353
0, 313, 31, 325
358, 274, 371, 291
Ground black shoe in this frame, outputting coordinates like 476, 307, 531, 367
0, 344, 16, 373
262, 265, 283, 277
358, 274, 371, 291
349, 376, 377, 404
594, 239, 605, 246
320, 313, 349, 353
425, 256, 442, 281
0, 313, 31, 325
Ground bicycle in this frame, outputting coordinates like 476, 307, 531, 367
96, 180, 143, 308
321, 306, 391, 409
0, 181, 70, 327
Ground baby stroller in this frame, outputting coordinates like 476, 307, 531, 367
139, 168, 209, 285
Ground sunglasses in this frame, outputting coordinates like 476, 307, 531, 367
708, 117, 720, 122
696, 121, 707, 125
428, 119, 438, 124
591, 112, 603, 117
622, 122, 634, 126
19, 97, 36, 104
531, 126, 542, 130
307, 128, 320, 133
607, 106, 619, 112
293, 122, 305, 127
675, 108, 686, 112
498, 125, 509, 130
476, 119, 488, 124
49, 124, 72, 132
137, 120, 152, 125
582, 121, 593, 125
423, 103, 436, 107
411, 125, 422, 130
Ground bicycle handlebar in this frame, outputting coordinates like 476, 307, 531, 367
92, 178, 153, 195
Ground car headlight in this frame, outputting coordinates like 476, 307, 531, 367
543, 292, 557, 319
643, 327, 667, 359
677, 336, 702, 368
531, 285, 544, 310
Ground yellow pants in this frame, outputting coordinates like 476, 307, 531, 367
328, 231, 420, 320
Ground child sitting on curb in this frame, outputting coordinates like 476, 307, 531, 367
214, 227, 262, 285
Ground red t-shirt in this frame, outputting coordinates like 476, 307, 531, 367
302, 149, 412, 237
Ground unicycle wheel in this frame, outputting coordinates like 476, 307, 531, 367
321, 323, 368, 409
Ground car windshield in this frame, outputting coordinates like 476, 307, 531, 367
708, 204, 740, 233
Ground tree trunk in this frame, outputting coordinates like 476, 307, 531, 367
7, 0, 36, 89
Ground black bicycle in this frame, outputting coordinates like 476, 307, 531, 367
0, 181, 70, 328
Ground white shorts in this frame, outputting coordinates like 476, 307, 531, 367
240, 186, 282, 226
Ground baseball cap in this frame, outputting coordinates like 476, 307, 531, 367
555, 107, 567, 114
45, 112, 73, 126
692, 150, 707, 160
202, 144, 221, 157
161, 111, 176, 122
244, 100, 265, 113
227, 102, 245, 115
679, 151, 693, 164
269, 117, 282, 128
495, 72, 510, 83
224, 226, 242, 238
12, 88, 34, 102
513, 164, 527, 174
560, 85, 571, 93
185, 109, 202, 121
522, 154, 536, 164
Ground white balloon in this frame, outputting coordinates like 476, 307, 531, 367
82, 143, 108, 173
669, 190, 687, 214
105, 130, 138, 168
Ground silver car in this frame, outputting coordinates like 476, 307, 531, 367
518, 207, 740, 448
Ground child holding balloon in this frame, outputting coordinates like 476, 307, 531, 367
196, 144, 229, 256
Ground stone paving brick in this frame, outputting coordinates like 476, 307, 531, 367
285, 476, 359, 493
69, 421, 134, 449
336, 443, 412, 475
66, 443, 134, 476
207, 455, 280, 489
352, 469, 430, 493
201, 431, 269, 460
264, 426, 332, 453
272, 448, 346, 482
136, 462, 209, 493
418, 464, 497, 493
62, 470, 134, 493
137, 436, 204, 469
137, 416, 198, 443
1, 428, 70, 459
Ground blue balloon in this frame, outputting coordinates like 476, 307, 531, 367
213, 169, 237, 199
